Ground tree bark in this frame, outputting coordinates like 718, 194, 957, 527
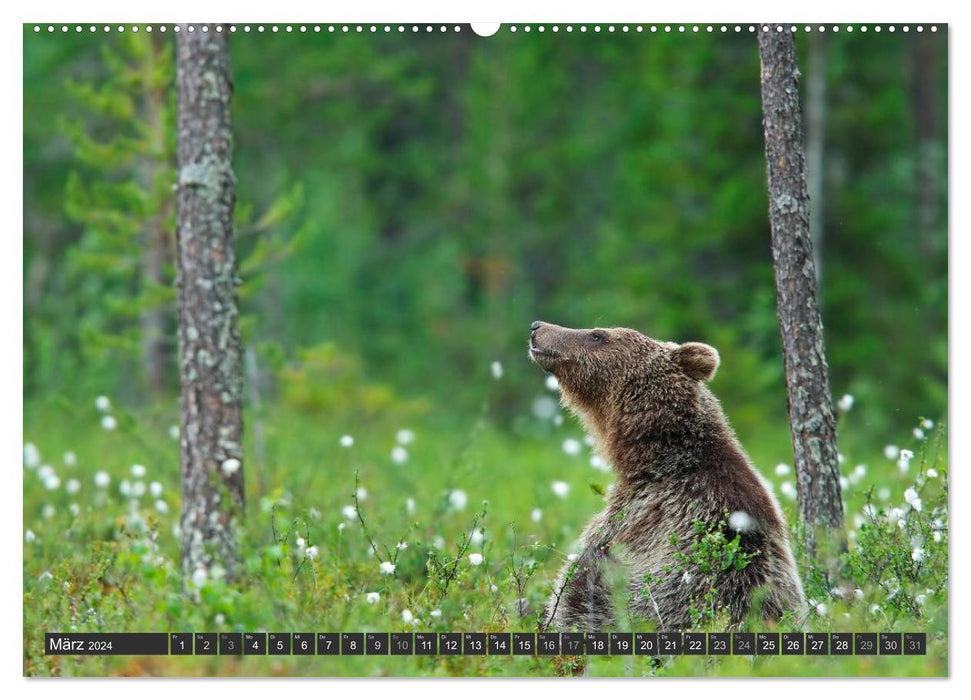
175, 24, 245, 585
758, 28, 843, 554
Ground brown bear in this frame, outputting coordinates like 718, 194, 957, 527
528, 321, 806, 631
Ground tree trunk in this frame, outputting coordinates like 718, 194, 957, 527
912, 31, 942, 257
805, 30, 826, 287
758, 28, 843, 554
139, 34, 174, 395
175, 23, 245, 585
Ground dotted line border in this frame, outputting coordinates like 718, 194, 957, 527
31, 24, 941, 35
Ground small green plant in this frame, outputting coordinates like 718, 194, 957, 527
668, 510, 758, 628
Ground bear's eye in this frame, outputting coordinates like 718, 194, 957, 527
590, 331, 605, 342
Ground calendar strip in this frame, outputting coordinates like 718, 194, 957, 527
44, 631, 927, 656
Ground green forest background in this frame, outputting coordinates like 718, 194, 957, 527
22, 25, 949, 678
24, 26, 947, 446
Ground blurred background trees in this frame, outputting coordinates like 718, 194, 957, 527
23, 26, 948, 451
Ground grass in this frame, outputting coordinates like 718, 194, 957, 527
22, 381, 948, 677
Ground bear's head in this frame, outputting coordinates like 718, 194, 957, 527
528, 320, 720, 447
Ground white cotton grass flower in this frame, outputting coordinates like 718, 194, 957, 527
837, 394, 854, 412
43, 474, 61, 491
913, 428, 925, 440
590, 455, 609, 472
396, 429, 415, 445
433, 536, 445, 550
132, 481, 147, 498
101, 415, 117, 431
305, 545, 319, 559
904, 488, 921, 508
468, 552, 484, 566
391, 446, 409, 464
545, 375, 559, 392
337, 522, 346, 532
155, 500, 169, 514
852, 464, 867, 481
921, 418, 934, 430
449, 489, 468, 511
815, 602, 828, 616
406, 497, 416, 515
897, 449, 914, 473
169, 425, 180, 440
43, 505, 56, 519
779, 481, 797, 500
356, 487, 368, 501
63, 451, 77, 467
490, 360, 503, 380
339, 434, 354, 448
95, 395, 111, 412
430, 609, 442, 618
366, 592, 380, 604
531, 508, 543, 523
150, 481, 163, 497
839, 476, 850, 490
38, 571, 53, 583
131, 464, 146, 478
401, 609, 414, 623
551, 480, 570, 498
531, 395, 558, 420
562, 438, 582, 456
469, 529, 484, 546
380, 561, 396, 575
396, 541, 408, 550
884, 445, 900, 460
912, 547, 926, 563
553, 414, 564, 426
69, 503, 80, 516
221, 458, 241, 476
341, 505, 357, 521
25, 530, 36, 543
93, 471, 110, 489
728, 511, 758, 533
870, 603, 881, 615
933, 531, 943, 543
567, 553, 579, 562
926, 468, 938, 479
24, 443, 41, 468
774, 463, 791, 476
66, 479, 81, 494
878, 487, 891, 501
854, 588, 864, 600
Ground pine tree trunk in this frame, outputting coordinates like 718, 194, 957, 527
175, 24, 245, 585
758, 28, 843, 554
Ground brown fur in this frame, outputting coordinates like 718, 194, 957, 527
528, 321, 806, 631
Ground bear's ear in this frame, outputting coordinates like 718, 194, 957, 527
671, 342, 720, 382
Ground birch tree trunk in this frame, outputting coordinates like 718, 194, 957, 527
758, 28, 843, 554
175, 23, 245, 585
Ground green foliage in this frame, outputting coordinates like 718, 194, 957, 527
276, 342, 429, 418
24, 27, 947, 445
23, 388, 947, 677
